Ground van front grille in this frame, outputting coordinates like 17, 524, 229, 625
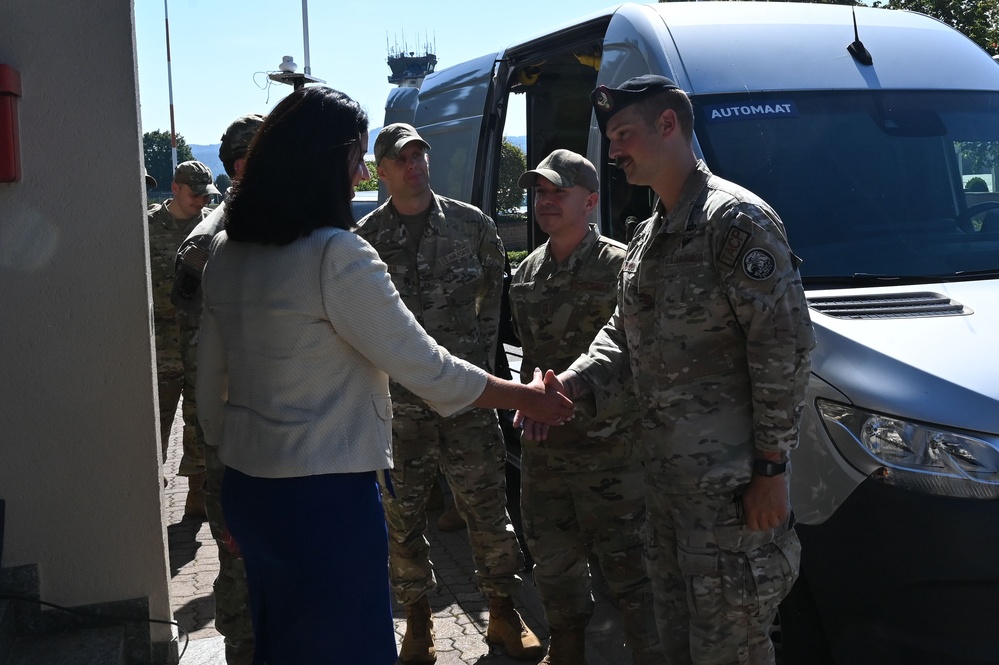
807, 292, 971, 319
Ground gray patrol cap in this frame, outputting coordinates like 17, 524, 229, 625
518, 149, 599, 193
373, 123, 430, 164
174, 160, 220, 197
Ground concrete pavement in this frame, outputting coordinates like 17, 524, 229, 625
162, 405, 635, 664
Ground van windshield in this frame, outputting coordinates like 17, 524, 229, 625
693, 90, 999, 287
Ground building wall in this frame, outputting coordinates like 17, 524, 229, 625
0, 0, 172, 645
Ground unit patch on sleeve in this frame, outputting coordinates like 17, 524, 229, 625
742, 248, 776, 280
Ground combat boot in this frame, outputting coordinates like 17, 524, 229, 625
184, 471, 207, 520
486, 596, 543, 660
540, 626, 587, 665
436, 503, 465, 532
400, 595, 436, 664
224, 638, 255, 665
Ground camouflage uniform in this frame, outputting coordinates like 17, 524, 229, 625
569, 161, 815, 665
356, 193, 526, 605
174, 201, 255, 662
509, 225, 661, 660
147, 200, 208, 466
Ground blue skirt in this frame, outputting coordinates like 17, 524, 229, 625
222, 467, 397, 665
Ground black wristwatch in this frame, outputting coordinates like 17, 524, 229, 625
753, 458, 787, 477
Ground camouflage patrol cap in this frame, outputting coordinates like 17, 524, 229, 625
518, 149, 599, 193
374, 123, 430, 164
591, 74, 680, 132
218, 114, 264, 165
173, 161, 220, 196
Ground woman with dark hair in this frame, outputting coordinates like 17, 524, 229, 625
197, 86, 573, 664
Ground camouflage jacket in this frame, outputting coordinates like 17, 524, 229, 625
569, 161, 815, 492
510, 226, 639, 465
171, 201, 228, 323
356, 192, 505, 406
147, 200, 209, 325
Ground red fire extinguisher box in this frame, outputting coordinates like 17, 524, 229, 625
0, 64, 22, 183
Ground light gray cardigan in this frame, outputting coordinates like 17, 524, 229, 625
197, 227, 488, 478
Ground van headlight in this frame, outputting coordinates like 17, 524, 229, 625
817, 399, 999, 499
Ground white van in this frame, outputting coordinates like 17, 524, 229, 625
383, 3, 999, 662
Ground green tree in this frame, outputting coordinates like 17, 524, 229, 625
497, 140, 527, 214
872, 0, 998, 54
215, 173, 232, 195
356, 160, 380, 191
143, 130, 195, 191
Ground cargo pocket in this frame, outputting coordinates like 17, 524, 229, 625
715, 524, 801, 617
372, 394, 393, 451
676, 544, 723, 618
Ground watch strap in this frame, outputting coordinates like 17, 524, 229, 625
753, 458, 787, 477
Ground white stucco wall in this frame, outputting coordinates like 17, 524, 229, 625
0, 0, 172, 643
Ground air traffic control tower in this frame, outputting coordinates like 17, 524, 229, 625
386, 36, 437, 88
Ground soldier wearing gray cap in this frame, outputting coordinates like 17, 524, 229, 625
511, 149, 663, 665
171, 114, 264, 665
357, 123, 542, 663
147, 160, 217, 513
524, 75, 815, 665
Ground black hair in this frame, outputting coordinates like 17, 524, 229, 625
225, 86, 368, 245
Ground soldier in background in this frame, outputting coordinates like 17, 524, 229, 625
510, 150, 662, 665
357, 123, 542, 664
172, 114, 264, 665
525, 75, 815, 665
147, 160, 217, 517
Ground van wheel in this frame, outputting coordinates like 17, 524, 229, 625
777, 570, 833, 665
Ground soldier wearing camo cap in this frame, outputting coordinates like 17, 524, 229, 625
356, 123, 542, 664
171, 113, 264, 665
147, 160, 217, 512
523, 75, 815, 665
510, 149, 663, 665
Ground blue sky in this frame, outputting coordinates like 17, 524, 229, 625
134, 0, 636, 146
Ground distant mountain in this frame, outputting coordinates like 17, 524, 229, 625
189, 144, 224, 182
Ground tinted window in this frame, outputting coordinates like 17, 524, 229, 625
693, 91, 999, 286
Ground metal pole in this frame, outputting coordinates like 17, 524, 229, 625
302, 0, 312, 76
164, 0, 178, 171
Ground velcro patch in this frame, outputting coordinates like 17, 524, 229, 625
742, 248, 776, 280
574, 280, 614, 292
438, 246, 472, 266
718, 227, 750, 268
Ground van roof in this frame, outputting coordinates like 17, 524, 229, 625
648, 2, 999, 95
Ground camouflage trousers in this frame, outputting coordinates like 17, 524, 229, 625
154, 315, 204, 476
381, 404, 524, 606
204, 443, 255, 662
643, 486, 800, 665
177, 322, 204, 477
521, 448, 661, 659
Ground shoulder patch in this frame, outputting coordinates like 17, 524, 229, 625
742, 248, 776, 280
718, 227, 750, 268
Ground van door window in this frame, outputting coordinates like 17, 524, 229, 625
490, 34, 606, 250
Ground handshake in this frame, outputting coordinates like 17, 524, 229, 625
513, 367, 576, 441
